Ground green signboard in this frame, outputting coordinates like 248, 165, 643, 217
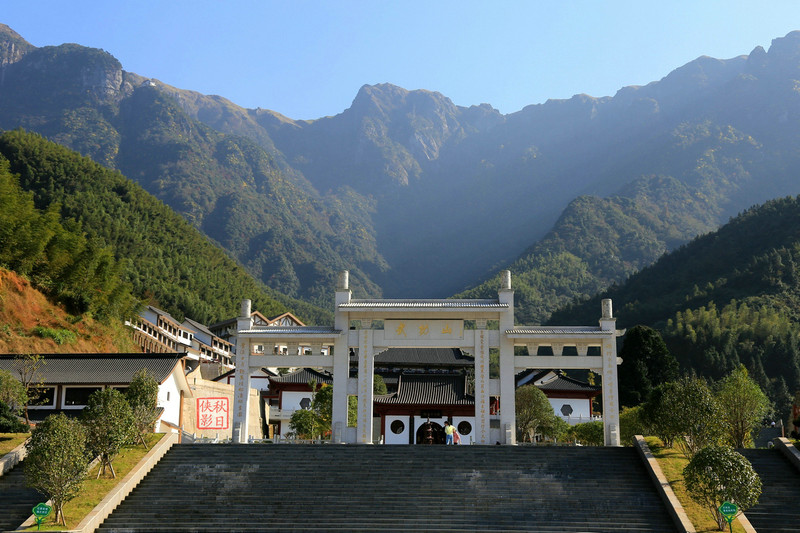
32, 503, 51, 530
718, 501, 738, 523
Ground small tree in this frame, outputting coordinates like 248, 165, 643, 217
0, 400, 29, 432
569, 420, 605, 446
641, 382, 683, 448
0, 369, 27, 431
126, 369, 160, 449
288, 408, 322, 439
716, 365, 771, 448
373, 374, 388, 395
619, 405, 647, 445
660, 376, 724, 458
683, 445, 761, 531
515, 385, 558, 443
82, 388, 134, 478
0, 368, 26, 409
13, 353, 45, 425
25, 414, 89, 526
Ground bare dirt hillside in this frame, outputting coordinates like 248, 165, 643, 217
0, 269, 138, 353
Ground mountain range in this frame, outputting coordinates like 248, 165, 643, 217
3, 24, 800, 323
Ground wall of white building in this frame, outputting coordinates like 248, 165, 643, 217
383, 415, 476, 445
548, 397, 595, 425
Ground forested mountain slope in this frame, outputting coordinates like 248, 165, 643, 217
0, 130, 330, 325
5, 23, 800, 316
0, 24, 385, 307
549, 195, 800, 411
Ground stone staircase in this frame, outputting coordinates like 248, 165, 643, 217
97, 444, 676, 532
0, 461, 43, 531
738, 448, 800, 533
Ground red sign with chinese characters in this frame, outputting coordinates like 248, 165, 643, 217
197, 397, 229, 430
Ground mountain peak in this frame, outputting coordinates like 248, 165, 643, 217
0, 23, 35, 66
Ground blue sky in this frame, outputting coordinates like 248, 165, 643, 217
4, 1, 800, 120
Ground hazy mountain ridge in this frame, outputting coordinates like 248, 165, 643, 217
3, 25, 800, 315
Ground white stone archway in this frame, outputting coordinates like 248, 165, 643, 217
232, 271, 624, 445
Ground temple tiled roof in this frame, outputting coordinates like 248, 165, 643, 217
537, 372, 601, 393
352, 348, 474, 367
517, 369, 600, 393
0, 353, 183, 385
268, 368, 333, 385
374, 374, 474, 405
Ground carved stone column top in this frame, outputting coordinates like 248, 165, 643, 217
338, 270, 349, 291
601, 299, 613, 319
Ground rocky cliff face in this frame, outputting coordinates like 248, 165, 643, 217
0, 24, 33, 66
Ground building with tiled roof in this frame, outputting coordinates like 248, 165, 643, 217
263, 368, 333, 437
0, 353, 191, 430
517, 369, 602, 425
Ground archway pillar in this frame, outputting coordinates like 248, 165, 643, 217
600, 299, 621, 446
498, 274, 516, 444
356, 325, 375, 443
233, 300, 254, 443
332, 274, 351, 443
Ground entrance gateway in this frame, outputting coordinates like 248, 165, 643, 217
232, 271, 624, 445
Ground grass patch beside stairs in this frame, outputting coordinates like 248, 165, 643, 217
0, 432, 29, 456
646, 436, 749, 533
21, 432, 166, 531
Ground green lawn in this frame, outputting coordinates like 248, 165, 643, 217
0, 432, 29, 456
21, 432, 166, 531
647, 437, 749, 533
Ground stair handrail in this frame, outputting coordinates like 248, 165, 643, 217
772, 436, 800, 474
633, 435, 696, 533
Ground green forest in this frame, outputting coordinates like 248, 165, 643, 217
551, 196, 800, 422
0, 129, 330, 326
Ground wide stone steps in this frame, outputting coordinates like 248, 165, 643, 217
0, 461, 43, 532
97, 445, 677, 532
737, 448, 800, 533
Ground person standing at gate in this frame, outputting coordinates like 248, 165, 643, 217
444, 420, 455, 445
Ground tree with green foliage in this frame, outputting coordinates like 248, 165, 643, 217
0, 368, 27, 432
515, 385, 558, 443
569, 420, 605, 446
618, 325, 679, 407
125, 369, 161, 449
641, 382, 683, 448
0, 368, 25, 409
644, 377, 724, 457
769, 376, 793, 427
25, 414, 89, 526
0, 401, 28, 432
619, 405, 647, 446
683, 445, 761, 531
373, 374, 388, 395
670, 377, 724, 458
716, 365, 771, 448
12, 353, 44, 425
289, 380, 330, 440
288, 408, 322, 440
81, 388, 134, 478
